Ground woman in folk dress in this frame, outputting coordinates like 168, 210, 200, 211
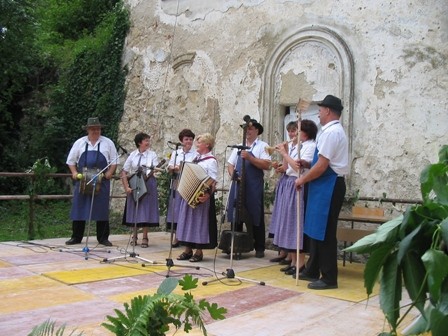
176, 133, 218, 262
121, 132, 160, 247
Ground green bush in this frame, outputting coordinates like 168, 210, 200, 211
346, 145, 448, 336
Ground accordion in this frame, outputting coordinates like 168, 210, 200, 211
178, 162, 215, 209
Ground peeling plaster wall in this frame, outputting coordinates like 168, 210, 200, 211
120, 0, 448, 200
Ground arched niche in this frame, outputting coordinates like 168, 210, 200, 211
262, 26, 354, 158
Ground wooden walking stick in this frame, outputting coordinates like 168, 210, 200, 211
295, 98, 311, 285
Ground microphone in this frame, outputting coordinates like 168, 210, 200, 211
118, 145, 128, 154
168, 141, 183, 147
227, 145, 251, 150
243, 115, 251, 123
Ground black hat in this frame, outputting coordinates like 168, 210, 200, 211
318, 95, 343, 113
250, 119, 264, 135
83, 117, 104, 130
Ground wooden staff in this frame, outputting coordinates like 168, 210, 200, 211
295, 98, 311, 285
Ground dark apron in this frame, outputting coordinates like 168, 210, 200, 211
304, 148, 337, 241
70, 145, 110, 221
227, 152, 264, 227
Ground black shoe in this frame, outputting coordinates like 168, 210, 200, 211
280, 265, 293, 272
100, 240, 113, 247
307, 279, 338, 290
279, 259, 292, 265
269, 255, 286, 262
284, 266, 297, 275
65, 238, 81, 245
294, 272, 319, 282
171, 242, 180, 248
255, 251, 265, 258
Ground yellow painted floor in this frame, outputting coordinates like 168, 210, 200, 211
0, 233, 419, 335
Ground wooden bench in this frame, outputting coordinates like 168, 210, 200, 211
337, 206, 390, 266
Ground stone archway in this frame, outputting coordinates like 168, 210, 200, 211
262, 26, 355, 157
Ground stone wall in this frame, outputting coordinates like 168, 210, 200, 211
118, 0, 448, 202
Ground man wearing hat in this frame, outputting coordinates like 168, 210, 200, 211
295, 95, 349, 289
227, 119, 272, 258
65, 117, 118, 246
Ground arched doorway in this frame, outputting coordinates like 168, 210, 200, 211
262, 26, 355, 162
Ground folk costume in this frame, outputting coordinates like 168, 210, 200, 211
176, 152, 218, 249
227, 140, 271, 253
304, 120, 348, 286
122, 149, 160, 227
66, 135, 118, 243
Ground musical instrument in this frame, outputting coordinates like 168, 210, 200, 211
146, 159, 166, 179
218, 115, 254, 255
79, 167, 103, 195
177, 162, 215, 208
128, 171, 147, 202
265, 137, 297, 155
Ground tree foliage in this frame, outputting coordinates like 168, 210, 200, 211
0, 0, 129, 194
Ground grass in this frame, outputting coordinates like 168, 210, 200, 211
0, 200, 131, 242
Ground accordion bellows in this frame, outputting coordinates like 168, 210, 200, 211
178, 162, 215, 208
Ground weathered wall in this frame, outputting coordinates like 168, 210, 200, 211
119, 0, 448, 200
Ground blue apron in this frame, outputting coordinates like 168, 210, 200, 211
70, 145, 110, 221
227, 152, 264, 227
304, 148, 337, 241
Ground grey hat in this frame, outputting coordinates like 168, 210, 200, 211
83, 117, 104, 129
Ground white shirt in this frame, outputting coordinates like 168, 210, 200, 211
317, 120, 349, 176
168, 148, 196, 168
195, 151, 218, 180
66, 135, 118, 166
284, 140, 315, 177
123, 149, 159, 177
227, 139, 271, 166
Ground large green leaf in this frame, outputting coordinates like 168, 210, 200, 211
429, 306, 448, 336
379, 251, 402, 331
420, 163, 448, 205
345, 216, 402, 254
364, 243, 396, 296
422, 249, 448, 303
440, 218, 448, 248
344, 233, 378, 253
397, 225, 421, 262
374, 216, 403, 243
402, 252, 427, 315
157, 277, 179, 295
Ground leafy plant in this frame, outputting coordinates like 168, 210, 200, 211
28, 319, 83, 336
102, 274, 227, 336
345, 145, 448, 336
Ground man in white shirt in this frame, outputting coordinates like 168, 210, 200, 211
227, 119, 271, 258
295, 95, 349, 289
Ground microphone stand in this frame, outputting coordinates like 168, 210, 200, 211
203, 121, 265, 286
104, 166, 156, 265
164, 143, 180, 276
59, 154, 122, 259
